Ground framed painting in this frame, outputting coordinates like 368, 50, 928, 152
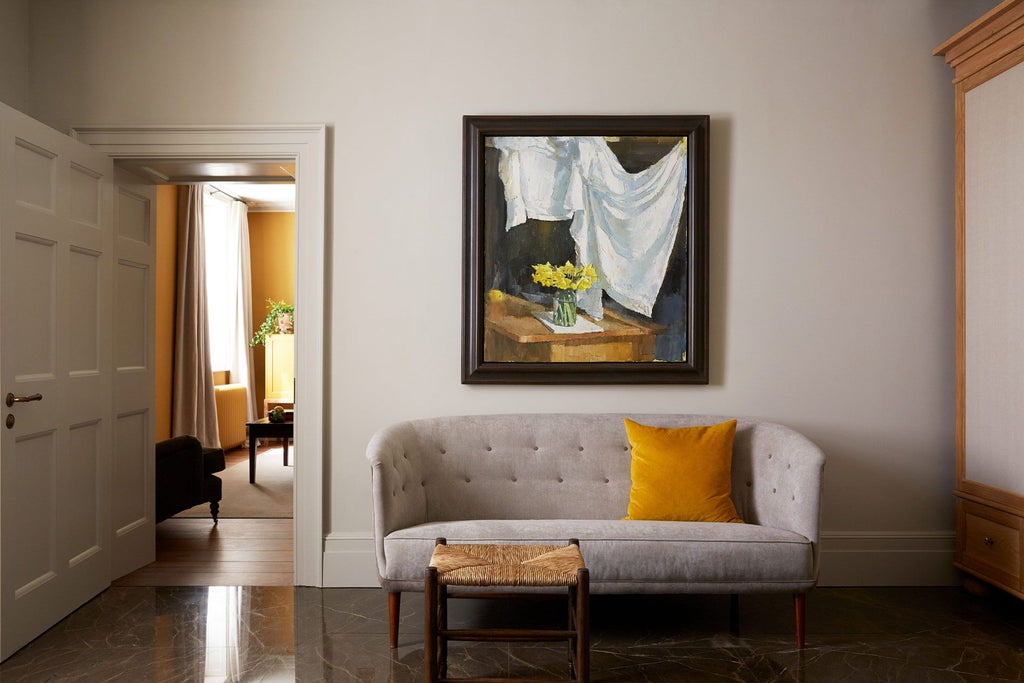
462, 115, 709, 384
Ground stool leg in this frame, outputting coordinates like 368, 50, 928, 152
568, 584, 576, 678
576, 568, 590, 683
439, 584, 448, 679
425, 568, 438, 683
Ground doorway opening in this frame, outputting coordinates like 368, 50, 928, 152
118, 177, 297, 586
72, 125, 326, 587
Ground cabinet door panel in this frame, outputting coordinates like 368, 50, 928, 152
963, 58, 1024, 497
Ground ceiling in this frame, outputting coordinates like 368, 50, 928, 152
116, 158, 296, 211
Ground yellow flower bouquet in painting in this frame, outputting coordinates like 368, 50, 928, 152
531, 261, 598, 327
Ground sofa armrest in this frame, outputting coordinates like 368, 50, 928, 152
155, 435, 205, 522
734, 422, 826, 577
366, 424, 428, 581
156, 436, 204, 485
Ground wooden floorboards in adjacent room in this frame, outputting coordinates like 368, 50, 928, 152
113, 518, 294, 587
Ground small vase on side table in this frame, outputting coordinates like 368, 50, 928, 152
552, 289, 577, 327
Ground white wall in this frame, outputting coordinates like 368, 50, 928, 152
0, 0, 30, 113
22, 0, 997, 585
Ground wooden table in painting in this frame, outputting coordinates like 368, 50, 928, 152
484, 294, 665, 363
246, 418, 293, 484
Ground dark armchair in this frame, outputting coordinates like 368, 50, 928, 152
155, 435, 226, 523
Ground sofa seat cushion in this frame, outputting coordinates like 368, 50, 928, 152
383, 519, 814, 592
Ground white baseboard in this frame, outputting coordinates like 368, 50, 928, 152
321, 530, 960, 588
818, 531, 958, 586
322, 532, 379, 587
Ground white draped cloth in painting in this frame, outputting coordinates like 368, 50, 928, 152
491, 136, 688, 319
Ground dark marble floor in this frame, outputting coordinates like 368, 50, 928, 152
1, 585, 1023, 681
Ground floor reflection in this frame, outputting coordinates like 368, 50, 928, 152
204, 587, 242, 681
1, 586, 1023, 681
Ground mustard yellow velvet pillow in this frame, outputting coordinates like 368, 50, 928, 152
623, 418, 743, 523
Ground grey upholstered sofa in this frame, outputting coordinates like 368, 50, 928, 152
367, 414, 825, 647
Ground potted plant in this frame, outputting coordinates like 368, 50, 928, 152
250, 299, 295, 347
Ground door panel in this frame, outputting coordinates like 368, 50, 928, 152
68, 162, 102, 227
112, 410, 148, 532
109, 169, 156, 579
14, 137, 56, 211
114, 260, 148, 368
68, 248, 101, 372
116, 185, 150, 244
10, 430, 57, 594
11, 234, 57, 378
63, 421, 102, 564
0, 102, 117, 659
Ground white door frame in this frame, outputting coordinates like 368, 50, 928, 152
70, 125, 326, 587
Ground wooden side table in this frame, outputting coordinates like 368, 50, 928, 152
425, 538, 589, 682
245, 418, 293, 484
484, 294, 665, 363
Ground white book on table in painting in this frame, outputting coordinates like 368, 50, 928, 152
532, 311, 603, 334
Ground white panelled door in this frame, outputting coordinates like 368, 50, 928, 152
0, 102, 154, 660
109, 168, 156, 580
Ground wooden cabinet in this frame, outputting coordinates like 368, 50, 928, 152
936, 0, 1024, 598
263, 333, 294, 415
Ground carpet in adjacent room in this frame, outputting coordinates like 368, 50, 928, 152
176, 445, 293, 519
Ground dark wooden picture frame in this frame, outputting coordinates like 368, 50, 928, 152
462, 115, 709, 384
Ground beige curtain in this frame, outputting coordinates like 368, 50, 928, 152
171, 185, 221, 447
225, 199, 257, 424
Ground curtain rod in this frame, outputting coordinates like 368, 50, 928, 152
206, 184, 252, 206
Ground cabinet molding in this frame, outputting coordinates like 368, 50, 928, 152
935, 0, 1024, 84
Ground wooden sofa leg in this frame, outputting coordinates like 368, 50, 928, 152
794, 592, 806, 647
388, 591, 401, 648
729, 594, 740, 635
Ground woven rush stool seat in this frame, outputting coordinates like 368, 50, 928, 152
431, 543, 586, 587
425, 538, 590, 683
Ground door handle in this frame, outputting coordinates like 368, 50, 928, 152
6, 392, 42, 407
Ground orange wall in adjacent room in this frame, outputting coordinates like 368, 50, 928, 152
155, 185, 178, 441
153, 202, 294, 432
249, 212, 296, 412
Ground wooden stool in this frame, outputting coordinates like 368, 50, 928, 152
425, 538, 590, 683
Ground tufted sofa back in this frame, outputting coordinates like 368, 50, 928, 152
367, 414, 825, 552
